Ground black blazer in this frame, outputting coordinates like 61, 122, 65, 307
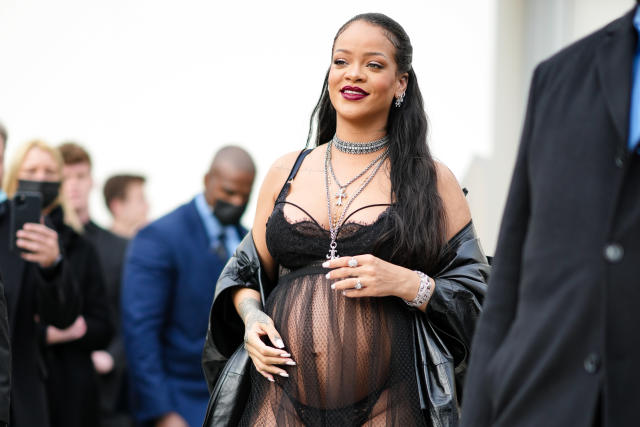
42, 208, 114, 427
462, 7, 640, 427
83, 221, 130, 422
0, 201, 81, 427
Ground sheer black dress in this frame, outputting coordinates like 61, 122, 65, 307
238, 175, 426, 426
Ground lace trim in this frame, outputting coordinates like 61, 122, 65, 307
275, 202, 392, 237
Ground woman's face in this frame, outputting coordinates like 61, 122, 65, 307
18, 147, 61, 182
329, 20, 408, 127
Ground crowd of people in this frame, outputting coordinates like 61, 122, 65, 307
0, 131, 255, 427
1, 4, 640, 427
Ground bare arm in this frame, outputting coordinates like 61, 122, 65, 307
247, 151, 301, 281
231, 150, 303, 380
435, 161, 472, 241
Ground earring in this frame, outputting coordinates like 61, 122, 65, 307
395, 91, 406, 108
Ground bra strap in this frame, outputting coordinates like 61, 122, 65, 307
287, 149, 313, 181
276, 148, 313, 201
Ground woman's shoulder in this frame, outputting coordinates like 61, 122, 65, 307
434, 160, 472, 239
271, 149, 307, 174
262, 147, 323, 192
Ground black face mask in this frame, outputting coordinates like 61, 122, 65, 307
17, 180, 61, 209
213, 199, 246, 226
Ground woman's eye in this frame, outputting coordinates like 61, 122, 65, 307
333, 59, 347, 66
368, 62, 383, 69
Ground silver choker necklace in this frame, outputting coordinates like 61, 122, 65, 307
332, 134, 390, 154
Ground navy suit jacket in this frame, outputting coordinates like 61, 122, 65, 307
122, 198, 246, 426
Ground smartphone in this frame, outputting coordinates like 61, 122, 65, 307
9, 191, 42, 253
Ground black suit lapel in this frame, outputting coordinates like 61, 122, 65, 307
596, 7, 637, 146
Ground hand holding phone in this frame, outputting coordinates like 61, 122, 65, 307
9, 191, 42, 252
10, 191, 61, 268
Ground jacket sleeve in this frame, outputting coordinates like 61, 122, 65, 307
427, 221, 490, 395
0, 279, 10, 425
121, 225, 175, 422
70, 239, 114, 351
460, 65, 540, 427
105, 238, 129, 371
34, 258, 81, 329
106, 334, 126, 372
202, 231, 265, 392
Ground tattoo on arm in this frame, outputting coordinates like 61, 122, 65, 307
238, 297, 269, 325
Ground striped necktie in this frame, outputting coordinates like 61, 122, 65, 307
212, 230, 228, 260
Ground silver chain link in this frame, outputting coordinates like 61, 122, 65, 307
328, 145, 389, 206
324, 141, 389, 259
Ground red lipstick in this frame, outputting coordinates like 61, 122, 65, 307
340, 86, 369, 100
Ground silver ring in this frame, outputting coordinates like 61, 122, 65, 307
348, 257, 358, 268
354, 279, 362, 290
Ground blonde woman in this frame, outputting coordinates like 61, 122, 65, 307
3, 140, 112, 427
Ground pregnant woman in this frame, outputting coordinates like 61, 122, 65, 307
204, 13, 489, 426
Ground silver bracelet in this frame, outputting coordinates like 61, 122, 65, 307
403, 270, 432, 308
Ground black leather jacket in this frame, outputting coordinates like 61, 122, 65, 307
202, 221, 489, 426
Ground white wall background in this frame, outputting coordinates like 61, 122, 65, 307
0, 0, 496, 229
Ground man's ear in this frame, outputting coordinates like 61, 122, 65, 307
108, 199, 121, 218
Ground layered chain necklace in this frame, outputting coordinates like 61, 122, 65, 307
328, 147, 388, 206
324, 138, 389, 260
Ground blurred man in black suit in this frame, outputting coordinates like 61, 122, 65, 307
463, 4, 640, 427
59, 142, 132, 427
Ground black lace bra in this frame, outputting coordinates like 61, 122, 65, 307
265, 150, 394, 270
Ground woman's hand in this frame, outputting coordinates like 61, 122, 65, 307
16, 222, 61, 268
238, 297, 296, 382
155, 412, 188, 427
91, 350, 115, 374
46, 315, 87, 344
323, 254, 434, 308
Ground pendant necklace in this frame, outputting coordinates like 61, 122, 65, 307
328, 146, 389, 206
324, 141, 389, 260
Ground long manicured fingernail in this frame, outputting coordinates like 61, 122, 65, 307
342, 291, 346, 296
279, 372, 289, 377
275, 339, 285, 348
330, 283, 336, 290
280, 352, 291, 358
267, 376, 275, 382
286, 361, 297, 366
322, 261, 330, 268
325, 272, 331, 279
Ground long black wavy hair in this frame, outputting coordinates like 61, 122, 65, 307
306, 13, 446, 273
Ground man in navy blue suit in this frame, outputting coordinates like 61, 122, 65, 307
122, 146, 255, 427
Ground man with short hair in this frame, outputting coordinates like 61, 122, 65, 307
103, 174, 149, 239
122, 146, 255, 427
58, 142, 133, 427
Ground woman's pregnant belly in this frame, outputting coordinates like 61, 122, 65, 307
266, 267, 393, 409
